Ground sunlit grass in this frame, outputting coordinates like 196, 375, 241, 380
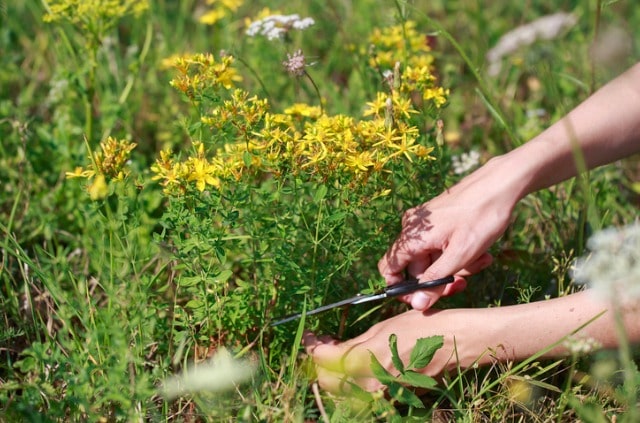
1, 0, 639, 421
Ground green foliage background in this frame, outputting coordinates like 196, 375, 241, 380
1, 0, 639, 421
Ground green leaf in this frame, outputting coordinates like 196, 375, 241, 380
387, 382, 425, 408
408, 336, 444, 370
214, 269, 233, 283
345, 380, 375, 403
13, 356, 36, 373
398, 370, 438, 389
242, 150, 252, 167
313, 184, 327, 202
567, 395, 608, 423
214, 245, 226, 263
388, 334, 404, 373
369, 352, 396, 384
178, 275, 201, 287
185, 299, 204, 309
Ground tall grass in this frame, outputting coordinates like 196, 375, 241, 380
1, 0, 639, 421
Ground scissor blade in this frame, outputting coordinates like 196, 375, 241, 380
351, 292, 387, 305
270, 295, 363, 326
270, 275, 455, 326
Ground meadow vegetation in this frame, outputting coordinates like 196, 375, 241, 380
1, 0, 639, 421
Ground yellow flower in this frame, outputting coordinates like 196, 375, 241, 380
43, 0, 149, 28
345, 151, 375, 173
363, 92, 388, 118
88, 173, 108, 201
391, 96, 419, 120
284, 103, 322, 119
65, 166, 93, 179
387, 133, 420, 162
199, 9, 227, 25
187, 157, 219, 191
368, 21, 431, 69
215, 57, 243, 89
423, 87, 449, 108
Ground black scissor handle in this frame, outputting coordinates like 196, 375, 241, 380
384, 275, 454, 297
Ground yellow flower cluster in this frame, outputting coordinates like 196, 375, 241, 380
368, 21, 432, 69
284, 103, 323, 119
67, 136, 137, 181
169, 53, 243, 102
200, 89, 268, 138
198, 0, 244, 25
153, 17, 450, 195
254, 112, 435, 176
43, 0, 148, 28
152, 93, 435, 194
66, 136, 137, 200
368, 21, 449, 108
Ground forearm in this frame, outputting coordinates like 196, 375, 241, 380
476, 290, 640, 366
484, 63, 640, 202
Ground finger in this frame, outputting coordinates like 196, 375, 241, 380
378, 234, 435, 285
316, 367, 385, 395
316, 367, 353, 395
304, 332, 348, 372
409, 286, 445, 310
410, 251, 493, 309
454, 252, 493, 276
439, 253, 492, 296
303, 331, 337, 355
441, 275, 467, 296
406, 252, 433, 279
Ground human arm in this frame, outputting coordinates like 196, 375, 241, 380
379, 63, 640, 310
304, 290, 640, 393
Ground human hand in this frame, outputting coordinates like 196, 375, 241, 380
378, 157, 520, 310
303, 308, 487, 393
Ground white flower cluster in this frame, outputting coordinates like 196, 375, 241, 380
162, 347, 255, 399
486, 12, 577, 76
572, 222, 640, 303
451, 150, 481, 175
563, 335, 601, 356
246, 14, 315, 41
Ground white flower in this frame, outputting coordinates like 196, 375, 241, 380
572, 223, 640, 303
161, 348, 255, 399
451, 150, 481, 175
486, 12, 577, 76
563, 336, 601, 356
46, 77, 70, 105
246, 14, 315, 41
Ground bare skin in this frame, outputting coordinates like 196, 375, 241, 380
379, 62, 640, 311
304, 63, 640, 392
304, 291, 640, 393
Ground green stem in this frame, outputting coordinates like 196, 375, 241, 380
415, 10, 521, 146
393, 0, 410, 66
85, 43, 97, 145
304, 70, 324, 115
590, 0, 602, 94
235, 55, 273, 103
612, 302, 639, 420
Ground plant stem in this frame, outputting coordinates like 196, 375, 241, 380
85, 43, 97, 145
304, 70, 324, 115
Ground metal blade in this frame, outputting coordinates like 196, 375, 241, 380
270, 295, 365, 326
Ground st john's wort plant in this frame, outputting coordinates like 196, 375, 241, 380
150, 14, 452, 367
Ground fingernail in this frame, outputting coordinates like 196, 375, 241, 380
411, 292, 432, 310
302, 331, 315, 347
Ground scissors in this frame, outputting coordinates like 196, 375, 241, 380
270, 275, 454, 326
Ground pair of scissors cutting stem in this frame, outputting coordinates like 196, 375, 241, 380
270, 275, 454, 327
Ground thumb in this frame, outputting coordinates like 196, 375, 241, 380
303, 331, 342, 370
410, 249, 469, 310
411, 250, 493, 310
